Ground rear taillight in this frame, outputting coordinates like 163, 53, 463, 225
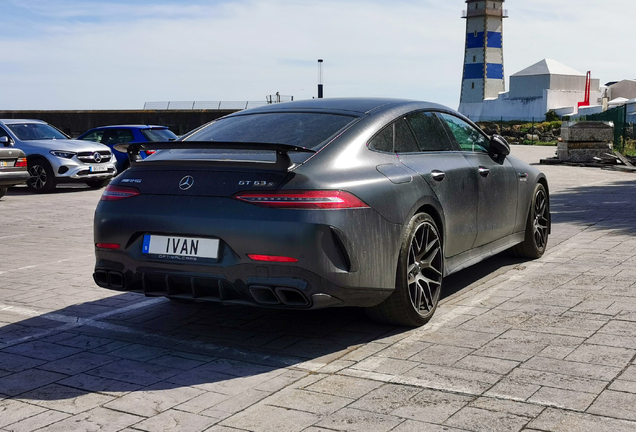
15, 158, 27, 168
101, 185, 140, 201
248, 254, 298, 263
96, 243, 120, 249
234, 190, 369, 209
144, 150, 156, 156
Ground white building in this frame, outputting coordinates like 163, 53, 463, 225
459, 59, 601, 121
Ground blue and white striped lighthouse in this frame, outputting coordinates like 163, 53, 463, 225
460, 0, 508, 104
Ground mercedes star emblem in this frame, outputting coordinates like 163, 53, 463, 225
179, 175, 195, 190
93, 152, 102, 163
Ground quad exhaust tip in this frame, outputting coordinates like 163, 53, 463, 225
249, 285, 309, 307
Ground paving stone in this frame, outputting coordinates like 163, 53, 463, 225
264, 388, 352, 415
608, 380, 636, 394
2, 410, 70, 432
529, 407, 636, 432
104, 383, 204, 417
56, 373, 142, 396
176, 392, 230, 414
506, 365, 609, 394
375, 340, 432, 360
304, 375, 384, 399
221, 404, 320, 432
412, 327, 499, 350
454, 355, 519, 375
315, 407, 402, 432
469, 397, 544, 418
349, 383, 421, 415
408, 344, 474, 366
201, 389, 271, 416
389, 388, 473, 423
444, 407, 529, 432
0, 400, 46, 429
400, 363, 500, 395
527, 386, 597, 411
20, 383, 116, 414
38, 352, 118, 375
147, 354, 207, 371
564, 344, 636, 368
587, 390, 636, 421
133, 409, 217, 432
86, 359, 181, 386
2, 341, 82, 361
352, 356, 419, 375
521, 356, 621, 381
390, 420, 467, 432
484, 380, 540, 401
0, 369, 67, 396
33, 407, 144, 432
0, 352, 47, 372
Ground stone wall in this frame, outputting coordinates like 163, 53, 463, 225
0, 109, 239, 137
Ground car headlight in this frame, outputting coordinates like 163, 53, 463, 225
50, 150, 76, 159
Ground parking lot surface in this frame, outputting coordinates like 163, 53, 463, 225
2, 145, 636, 431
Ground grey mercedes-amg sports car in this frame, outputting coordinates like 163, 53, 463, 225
93, 98, 550, 326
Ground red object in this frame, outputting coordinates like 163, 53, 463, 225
248, 254, 298, 263
15, 158, 27, 167
144, 150, 156, 156
578, 71, 591, 108
101, 185, 141, 201
234, 190, 370, 209
96, 243, 120, 249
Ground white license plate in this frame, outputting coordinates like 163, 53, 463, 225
90, 165, 108, 172
142, 235, 219, 259
0, 161, 8, 168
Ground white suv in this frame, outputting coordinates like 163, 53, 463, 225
0, 119, 116, 193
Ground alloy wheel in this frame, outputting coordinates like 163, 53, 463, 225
407, 221, 443, 315
29, 164, 48, 190
532, 188, 549, 250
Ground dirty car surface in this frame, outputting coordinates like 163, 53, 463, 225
92, 98, 550, 326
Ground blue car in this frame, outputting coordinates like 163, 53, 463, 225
77, 125, 178, 172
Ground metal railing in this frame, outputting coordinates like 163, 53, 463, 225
143, 101, 270, 111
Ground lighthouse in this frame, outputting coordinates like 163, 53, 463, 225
459, 0, 508, 105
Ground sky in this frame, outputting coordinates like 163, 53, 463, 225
1, 0, 635, 111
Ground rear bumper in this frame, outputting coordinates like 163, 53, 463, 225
93, 195, 403, 309
0, 169, 29, 187
94, 253, 392, 309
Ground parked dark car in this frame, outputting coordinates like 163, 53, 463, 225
77, 125, 178, 172
0, 138, 29, 199
92, 98, 550, 326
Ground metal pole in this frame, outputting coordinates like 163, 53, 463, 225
317, 59, 324, 99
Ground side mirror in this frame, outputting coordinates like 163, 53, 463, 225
490, 134, 510, 157
0, 136, 12, 147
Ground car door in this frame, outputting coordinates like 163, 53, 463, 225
437, 113, 518, 248
392, 112, 479, 258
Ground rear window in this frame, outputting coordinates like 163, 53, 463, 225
141, 128, 178, 142
183, 113, 358, 150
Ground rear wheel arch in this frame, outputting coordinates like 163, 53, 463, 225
413, 203, 445, 258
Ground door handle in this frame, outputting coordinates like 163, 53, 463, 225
431, 170, 446, 181
478, 166, 490, 177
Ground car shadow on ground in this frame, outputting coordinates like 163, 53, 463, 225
0, 252, 525, 401
6, 185, 103, 196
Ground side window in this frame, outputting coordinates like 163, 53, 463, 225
438, 113, 490, 153
0, 127, 10, 139
369, 124, 394, 153
105, 129, 135, 145
394, 118, 419, 153
406, 112, 455, 151
80, 130, 105, 143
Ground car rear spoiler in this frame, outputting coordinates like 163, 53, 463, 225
114, 141, 316, 171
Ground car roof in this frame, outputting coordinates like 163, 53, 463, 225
0, 119, 48, 125
235, 98, 451, 116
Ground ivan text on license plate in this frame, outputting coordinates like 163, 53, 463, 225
142, 235, 219, 259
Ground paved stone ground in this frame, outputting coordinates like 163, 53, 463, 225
1, 145, 636, 431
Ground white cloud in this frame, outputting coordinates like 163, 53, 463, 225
1, 0, 635, 110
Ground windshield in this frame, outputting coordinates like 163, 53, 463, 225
8, 123, 68, 141
141, 128, 178, 142
183, 112, 358, 150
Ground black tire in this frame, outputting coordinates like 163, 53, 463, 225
366, 212, 444, 327
509, 183, 549, 259
86, 179, 110, 189
0, 187, 6, 199
27, 158, 57, 193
